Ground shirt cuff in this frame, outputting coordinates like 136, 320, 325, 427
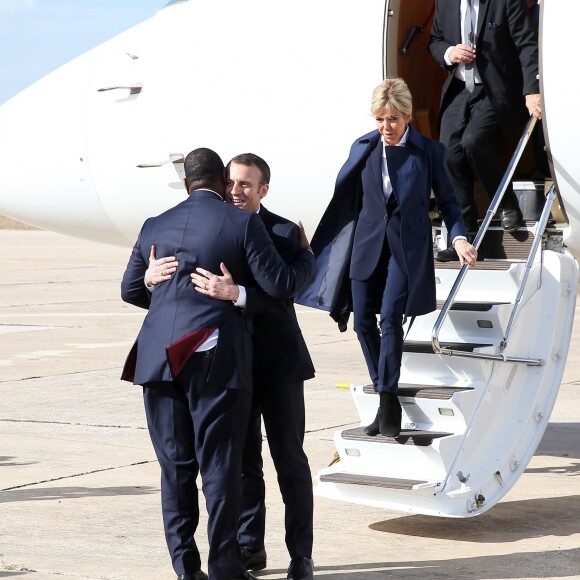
145, 279, 155, 291
444, 46, 453, 66
233, 285, 246, 308
452, 235, 467, 247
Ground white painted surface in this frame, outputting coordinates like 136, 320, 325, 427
0, 0, 386, 244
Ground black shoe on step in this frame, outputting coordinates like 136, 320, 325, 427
500, 206, 523, 232
379, 392, 401, 437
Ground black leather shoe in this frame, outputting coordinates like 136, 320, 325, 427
379, 392, 401, 437
363, 406, 381, 436
500, 206, 523, 232
177, 572, 208, 580
435, 246, 459, 262
287, 556, 314, 580
240, 547, 267, 571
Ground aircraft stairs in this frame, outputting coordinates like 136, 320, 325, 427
314, 118, 579, 517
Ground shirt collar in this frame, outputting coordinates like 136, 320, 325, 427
192, 187, 224, 201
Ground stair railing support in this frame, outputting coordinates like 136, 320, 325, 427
432, 116, 543, 367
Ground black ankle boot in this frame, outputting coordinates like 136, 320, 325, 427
379, 392, 401, 437
364, 407, 381, 436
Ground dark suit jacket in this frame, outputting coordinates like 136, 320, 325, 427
121, 189, 315, 390
243, 205, 315, 386
429, 0, 539, 134
296, 126, 465, 326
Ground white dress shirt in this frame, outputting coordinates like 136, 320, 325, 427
444, 0, 482, 85
381, 127, 409, 203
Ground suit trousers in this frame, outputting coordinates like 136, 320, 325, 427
351, 236, 408, 394
238, 380, 313, 559
439, 78, 519, 233
143, 349, 251, 579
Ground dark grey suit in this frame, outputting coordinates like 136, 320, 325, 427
429, 0, 539, 232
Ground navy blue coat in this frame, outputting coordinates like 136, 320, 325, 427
121, 189, 316, 388
296, 125, 465, 329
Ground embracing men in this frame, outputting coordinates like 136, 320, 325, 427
121, 148, 315, 580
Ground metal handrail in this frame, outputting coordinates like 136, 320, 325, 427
500, 184, 556, 351
432, 115, 544, 366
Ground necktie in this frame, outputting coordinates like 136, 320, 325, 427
463, 0, 475, 92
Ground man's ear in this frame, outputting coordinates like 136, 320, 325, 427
183, 178, 189, 193
259, 183, 269, 200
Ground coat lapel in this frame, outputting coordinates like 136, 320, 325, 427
359, 138, 383, 206
476, 0, 490, 39
369, 138, 383, 194
452, 0, 462, 44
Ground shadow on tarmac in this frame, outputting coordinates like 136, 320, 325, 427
0, 485, 157, 503
537, 422, 580, 459
0, 456, 36, 468
370, 494, 580, 542
268, 547, 580, 578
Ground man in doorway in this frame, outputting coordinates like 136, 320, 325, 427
429, 0, 541, 261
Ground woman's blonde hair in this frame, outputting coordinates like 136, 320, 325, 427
370, 77, 413, 118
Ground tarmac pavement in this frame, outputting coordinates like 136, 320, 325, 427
1, 229, 580, 579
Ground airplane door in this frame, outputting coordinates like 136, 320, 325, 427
384, 0, 447, 139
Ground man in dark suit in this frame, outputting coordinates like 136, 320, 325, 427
429, 0, 542, 261
121, 148, 315, 580
188, 154, 315, 580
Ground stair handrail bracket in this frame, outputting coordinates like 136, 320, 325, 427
432, 116, 544, 367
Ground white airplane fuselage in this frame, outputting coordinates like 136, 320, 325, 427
1, 0, 578, 518
0, 1, 577, 252
0, 0, 388, 245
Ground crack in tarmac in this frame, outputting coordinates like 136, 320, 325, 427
0, 367, 127, 383
0, 563, 110, 578
0, 418, 147, 430
0, 460, 155, 492
0, 418, 355, 434
305, 422, 357, 434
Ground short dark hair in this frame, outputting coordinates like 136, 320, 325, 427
184, 148, 225, 190
227, 153, 271, 186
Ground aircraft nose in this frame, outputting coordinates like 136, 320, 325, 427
0, 50, 130, 246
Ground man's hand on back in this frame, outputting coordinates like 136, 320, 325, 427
191, 263, 240, 301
